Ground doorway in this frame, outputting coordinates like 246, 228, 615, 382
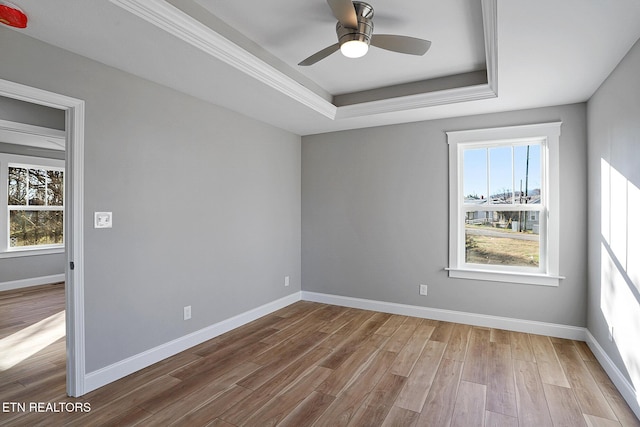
0, 79, 85, 397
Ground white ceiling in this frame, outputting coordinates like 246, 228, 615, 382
196, 0, 487, 95
6, 0, 640, 135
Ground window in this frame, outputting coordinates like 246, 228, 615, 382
1, 153, 65, 257
447, 123, 563, 286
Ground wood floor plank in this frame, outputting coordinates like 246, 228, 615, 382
429, 320, 455, 343
205, 418, 236, 427
272, 301, 320, 318
395, 340, 447, 412
277, 391, 335, 427
169, 332, 273, 381
311, 304, 353, 322
330, 309, 378, 336
68, 376, 182, 427
347, 373, 407, 426
381, 406, 420, 427
191, 314, 284, 356
584, 361, 640, 427
486, 342, 517, 417
513, 359, 553, 427
529, 333, 571, 387
258, 306, 329, 346
390, 320, 434, 377
416, 358, 464, 426
240, 330, 328, 389
575, 340, 597, 362
451, 380, 487, 427
543, 383, 588, 427
510, 331, 536, 361
313, 350, 399, 427
316, 340, 382, 396
169, 385, 253, 426
554, 342, 618, 421
584, 414, 623, 426
0, 381, 26, 402
318, 308, 365, 334
485, 410, 519, 427
218, 345, 332, 425
141, 361, 260, 425
444, 323, 472, 361
490, 328, 511, 344
381, 316, 421, 353
241, 365, 332, 427
462, 327, 490, 385
375, 314, 409, 336
319, 312, 391, 370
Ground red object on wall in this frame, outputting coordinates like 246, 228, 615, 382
0, 2, 28, 28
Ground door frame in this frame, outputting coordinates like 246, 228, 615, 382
0, 79, 86, 397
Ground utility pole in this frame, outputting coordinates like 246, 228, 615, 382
524, 145, 530, 232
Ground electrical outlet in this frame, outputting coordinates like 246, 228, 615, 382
284, 276, 290, 287
419, 284, 428, 296
184, 305, 192, 320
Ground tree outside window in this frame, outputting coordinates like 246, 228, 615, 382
8, 165, 64, 248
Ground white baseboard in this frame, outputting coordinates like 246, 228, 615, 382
585, 331, 640, 420
0, 274, 65, 292
301, 291, 587, 340
84, 292, 302, 394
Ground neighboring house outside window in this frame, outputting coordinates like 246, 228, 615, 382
0, 153, 65, 257
446, 122, 563, 286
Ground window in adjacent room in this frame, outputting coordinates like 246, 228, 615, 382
1, 154, 65, 256
446, 122, 563, 286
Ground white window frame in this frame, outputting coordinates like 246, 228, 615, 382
446, 122, 563, 286
0, 153, 65, 258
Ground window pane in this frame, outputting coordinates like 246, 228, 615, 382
463, 148, 487, 201
489, 146, 512, 203
465, 210, 539, 267
514, 144, 541, 204
8, 167, 27, 205
9, 210, 64, 247
28, 169, 48, 206
47, 170, 64, 206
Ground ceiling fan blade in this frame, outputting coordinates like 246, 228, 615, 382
327, 0, 358, 28
298, 43, 340, 66
370, 34, 431, 56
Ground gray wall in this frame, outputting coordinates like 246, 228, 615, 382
0, 95, 65, 130
0, 253, 65, 283
587, 38, 640, 388
303, 103, 588, 327
1, 28, 301, 372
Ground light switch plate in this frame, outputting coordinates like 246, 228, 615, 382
94, 212, 113, 228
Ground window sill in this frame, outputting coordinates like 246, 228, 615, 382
0, 247, 65, 259
445, 267, 564, 287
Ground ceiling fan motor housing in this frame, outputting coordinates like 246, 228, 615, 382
336, 1, 374, 48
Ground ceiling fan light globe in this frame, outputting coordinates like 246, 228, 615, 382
340, 40, 369, 58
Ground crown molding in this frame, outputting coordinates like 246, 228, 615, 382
336, 84, 496, 119
111, 0, 498, 122
110, 0, 337, 120
482, 0, 499, 95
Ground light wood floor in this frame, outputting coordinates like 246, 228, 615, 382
1, 285, 638, 426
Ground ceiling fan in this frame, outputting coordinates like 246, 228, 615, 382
298, 0, 431, 66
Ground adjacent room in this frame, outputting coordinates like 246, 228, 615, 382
1, 0, 639, 425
